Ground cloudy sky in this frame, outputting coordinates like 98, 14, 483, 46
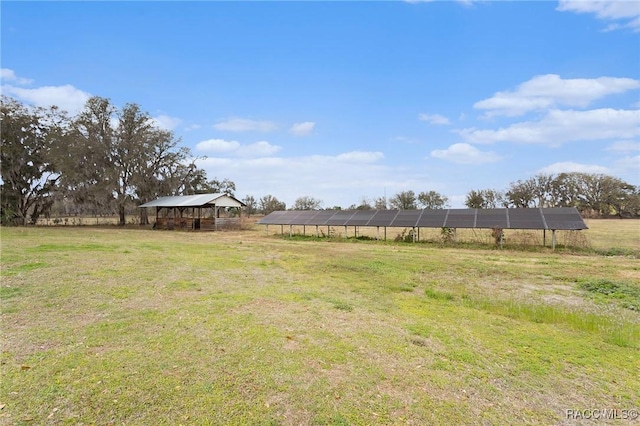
2, 1, 639, 208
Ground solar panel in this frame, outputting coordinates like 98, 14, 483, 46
391, 210, 421, 227
368, 210, 399, 227
258, 208, 587, 230
312, 210, 338, 225
508, 209, 546, 229
417, 209, 447, 227
476, 208, 509, 229
287, 211, 317, 225
325, 210, 356, 226
346, 210, 378, 226
543, 207, 588, 230
258, 211, 293, 225
444, 209, 476, 228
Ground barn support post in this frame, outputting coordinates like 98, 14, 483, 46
384, 227, 387, 241
344, 225, 348, 239
412, 227, 416, 243
376, 226, 380, 241
303, 225, 306, 236
543, 229, 546, 247
316, 225, 319, 237
454, 228, 457, 243
281, 225, 284, 235
552, 230, 556, 251
289, 225, 293, 238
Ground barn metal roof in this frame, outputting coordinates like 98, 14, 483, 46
139, 193, 245, 208
258, 208, 588, 230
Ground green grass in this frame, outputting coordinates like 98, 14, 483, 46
578, 278, 640, 311
1, 225, 639, 425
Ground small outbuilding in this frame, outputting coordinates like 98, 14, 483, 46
139, 193, 246, 231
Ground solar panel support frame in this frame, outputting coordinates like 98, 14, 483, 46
258, 208, 587, 249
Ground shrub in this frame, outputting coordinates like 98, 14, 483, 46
491, 227, 504, 246
440, 227, 455, 243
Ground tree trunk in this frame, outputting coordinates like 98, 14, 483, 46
139, 208, 149, 225
119, 204, 126, 226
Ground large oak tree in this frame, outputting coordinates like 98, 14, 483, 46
1, 96, 68, 225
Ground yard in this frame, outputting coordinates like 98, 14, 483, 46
1, 220, 638, 424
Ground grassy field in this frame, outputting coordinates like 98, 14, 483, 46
1, 220, 639, 425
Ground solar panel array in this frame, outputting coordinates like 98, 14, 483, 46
257, 208, 587, 230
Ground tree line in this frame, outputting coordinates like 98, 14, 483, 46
250, 171, 640, 219
464, 173, 639, 217
1, 96, 237, 225
2, 96, 638, 225
252, 178, 639, 218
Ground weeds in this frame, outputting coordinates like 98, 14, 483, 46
594, 247, 639, 257
440, 227, 455, 243
578, 279, 640, 311
331, 301, 354, 312
461, 296, 639, 348
424, 287, 455, 301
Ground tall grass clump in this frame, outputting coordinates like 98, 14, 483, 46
462, 297, 639, 348
424, 287, 455, 301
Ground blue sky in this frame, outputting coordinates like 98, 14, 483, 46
2, 1, 639, 208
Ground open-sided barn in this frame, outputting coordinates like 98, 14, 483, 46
139, 193, 245, 231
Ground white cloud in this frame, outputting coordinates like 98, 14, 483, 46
213, 117, 278, 132
615, 155, 640, 177
196, 138, 241, 153
537, 161, 610, 175
237, 141, 282, 157
430, 143, 502, 164
195, 138, 281, 157
418, 113, 451, 125
455, 0, 481, 7
605, 140, 640, 153
474, 74, 640, 116
289, 121, 316, 136
150, 114, 182, 131
2, 84, 91, 115
336, 151, 384, 163
195, 150, 404, 209
1, 68, 33, 85
459, 108, 640, 145
557, 0, 640, 32
243, 157, 287, 168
